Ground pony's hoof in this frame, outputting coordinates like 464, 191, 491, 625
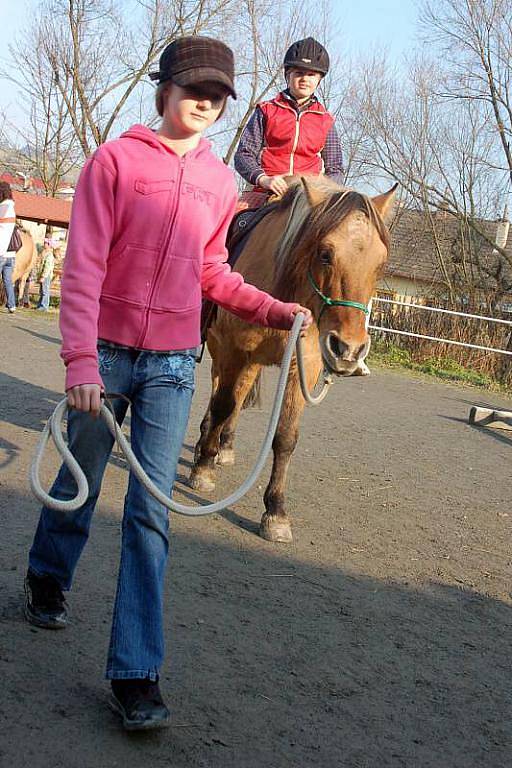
189, 468, 216, 493
259, 517, 293, 543
216, 448, 235, 466
353, 361, 370, 376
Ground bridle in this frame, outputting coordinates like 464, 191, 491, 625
304, 188, 375, 323
307, 270, 370, 322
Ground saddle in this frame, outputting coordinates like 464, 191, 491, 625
200, 202, 279, 344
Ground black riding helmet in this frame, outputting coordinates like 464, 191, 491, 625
283, 37, 330, 76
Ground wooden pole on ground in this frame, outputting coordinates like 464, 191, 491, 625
469, 407, 512, 431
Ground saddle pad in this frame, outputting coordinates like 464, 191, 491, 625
226, 203, 279, 268
200, 202, 279, 345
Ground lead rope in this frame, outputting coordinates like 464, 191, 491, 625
29, 314, 332, 517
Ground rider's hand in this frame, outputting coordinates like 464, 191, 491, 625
290, 305, 313, 334
67, 384, 102, 416
258, 174, 288, 197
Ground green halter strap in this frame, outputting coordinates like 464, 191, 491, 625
307, 270, 370, 320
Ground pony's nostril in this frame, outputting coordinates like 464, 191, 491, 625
327, 334, 348, 359
356, 343, 367, 359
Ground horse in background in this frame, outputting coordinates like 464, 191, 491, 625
0, 229, 37, 307
13, 230, 37, 303
1, 229, 36, 307
190, 177, 396, 543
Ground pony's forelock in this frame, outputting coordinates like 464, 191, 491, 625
272, 179, 390, 301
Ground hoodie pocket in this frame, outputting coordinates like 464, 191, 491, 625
152, 255, 201, 312
135, 179, 175, 195
102, 244, 158, 305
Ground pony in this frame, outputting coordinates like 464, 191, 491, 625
0, 229, 36, 307
14, 230, 37, 303
190, 177, 396, 542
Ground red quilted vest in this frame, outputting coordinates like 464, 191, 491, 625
258, 92, 334, 178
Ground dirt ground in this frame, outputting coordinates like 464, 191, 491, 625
0, 309, 511, 768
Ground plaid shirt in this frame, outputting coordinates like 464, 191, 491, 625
234, 90, 344, 186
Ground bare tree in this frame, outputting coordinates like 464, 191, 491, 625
216, 0, 334, 168
346, 49, 512, 303
421, 0, 512, 186
3, 0, 238, 161
2, 0, 339, 191
2, 18, 81, 195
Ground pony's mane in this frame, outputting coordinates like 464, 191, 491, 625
272, 179, 390, 301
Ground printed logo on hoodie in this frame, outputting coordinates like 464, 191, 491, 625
181, 182, 216, 206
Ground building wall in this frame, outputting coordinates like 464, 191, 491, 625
19, 219, 46, 246
377, 275, 440, 303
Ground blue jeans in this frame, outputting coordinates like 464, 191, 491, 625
28, 345, 196, 680
38, 277, 51, 310
0, 256, 16, 309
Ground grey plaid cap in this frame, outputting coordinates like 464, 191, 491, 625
149, 36, 236, 99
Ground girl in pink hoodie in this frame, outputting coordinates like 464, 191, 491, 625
24, 36, 312, 731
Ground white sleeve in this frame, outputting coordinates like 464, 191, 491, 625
0, 200, 16, 256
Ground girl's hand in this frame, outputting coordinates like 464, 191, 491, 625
290, 305, 313, 333
67, 384, 102, 416
259, 175, 288, 196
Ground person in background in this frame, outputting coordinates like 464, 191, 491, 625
234, 37, 343, 209
37, 239, 55, 311
0, 181, 17, 313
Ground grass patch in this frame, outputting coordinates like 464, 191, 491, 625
368, 341, 505, 390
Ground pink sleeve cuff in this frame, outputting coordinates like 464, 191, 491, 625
265, 300, 298, 330
64, 354, 103, 391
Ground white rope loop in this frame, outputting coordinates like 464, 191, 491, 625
296, 333, 333, 404
29, 314, 333, 516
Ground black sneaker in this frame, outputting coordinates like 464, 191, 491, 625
24, 570, 68, 629
109, 678, 170, 731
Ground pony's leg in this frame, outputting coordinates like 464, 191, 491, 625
194, 409, 211, 465
193, 360, 219, 465
17, 274, 27, 307
18, 272, 30, 307
217, 365, 261, 466
260, 359, 322, 543
189, 362, 260, 492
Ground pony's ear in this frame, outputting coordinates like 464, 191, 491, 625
301, 176, 325, 208
371, 183, 398, 224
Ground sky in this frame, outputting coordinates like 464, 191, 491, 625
333, 0, 419, 59
0, 0, 419, 132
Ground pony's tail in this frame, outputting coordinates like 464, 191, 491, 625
243, 370, 262, 409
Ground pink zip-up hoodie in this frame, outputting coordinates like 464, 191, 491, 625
60, 124, 299, 390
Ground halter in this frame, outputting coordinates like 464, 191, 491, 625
307, 270, 370, 321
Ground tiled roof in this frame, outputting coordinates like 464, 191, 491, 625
384, 208, 512, 293
0, 172, 46, 191
12, 190, 71, 227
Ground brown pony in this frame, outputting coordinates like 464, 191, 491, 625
0, 229, 36, 307
13, 230, 37, 302
190, 177, 396, 542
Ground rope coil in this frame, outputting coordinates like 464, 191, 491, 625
30, 314, 333, 516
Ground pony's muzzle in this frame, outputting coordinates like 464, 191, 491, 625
322, 332, 370, 374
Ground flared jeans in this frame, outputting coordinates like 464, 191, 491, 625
28, 344, 196, 680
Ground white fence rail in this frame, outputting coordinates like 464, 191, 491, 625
368, 297, 512, 357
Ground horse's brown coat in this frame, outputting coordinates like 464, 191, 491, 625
190, 177, 396, 542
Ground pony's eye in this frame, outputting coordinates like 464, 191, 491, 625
319, 248, 332, 265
